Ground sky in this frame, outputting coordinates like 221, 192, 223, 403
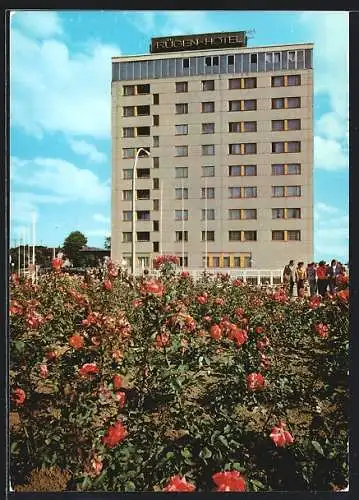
9, 10, 349, 263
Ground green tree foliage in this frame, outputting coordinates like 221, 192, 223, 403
63, 231, 87, 267
104, 236, 111, 250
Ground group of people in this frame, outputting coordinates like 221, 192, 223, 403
283, 259, 348, 298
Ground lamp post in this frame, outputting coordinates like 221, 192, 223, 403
132, 148, 150, 278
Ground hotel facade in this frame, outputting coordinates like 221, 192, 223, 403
111, 32, 313, 270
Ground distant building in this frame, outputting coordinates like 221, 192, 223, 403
111, 31, 314, 269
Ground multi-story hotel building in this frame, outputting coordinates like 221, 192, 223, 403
111, 32, 313, 270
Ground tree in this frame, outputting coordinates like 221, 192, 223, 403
63, 231, 87, 267
104, 236, 111, 250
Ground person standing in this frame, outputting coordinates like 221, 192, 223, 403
316, 261, 329, 297
306, 262, 317, 296
295, 262, 306, 298
328, 259, 341, 294
283, 260, 295, 297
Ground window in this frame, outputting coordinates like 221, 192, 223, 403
213, 56, 219, 66
175, 187, 188, 199
272, 230, 285, 241
137, 147, 150, 157
242, 209, 257, 219
272, 208, 285, 219
201, 187, 215, 199
175, 145, 188, 157
179, 256, 189, 267
202, 80, 215, 91
272, 76, 284, 87
243, 121, 257, 132
250, 54, 257, 64
153, 136, 159, 147
272, 164, 285, 175
137, 189, 150, 200
153, 242, 159, 252
123, 232, 132, 243
205, 57, 212, 67
244, 143, 257, 154
153, 220, 159, 231
288, 230, 301, 241
123, 210, 132, 221
286, 186, 301, 196
229, 166, 241, 176
243, 165, 257, 176
229, 231, 241, 241
153, 115, 159, 126
153, 157, 159, 168
175, 167, 188, 178
175, 209, 188, 220
123, 190, 132, 201
234, 256, 241, 267
202, 144, 215, 156
229, 187, 241, 198
272, 186, 285, 197
287, 208, 301, 218
153, 199, 160, 211
288, 51, 296, 65
176, 231, 188, 241
123, 85, 135, 96
137, 126, 151, 136
183, 58, 189, 68
153, 94, 159, 105
123, 127, 135, 137
272, 142, 285, 154
137, 168, 150, 178
243, 231, 257, 241
243, 99, 257, 111
243, 186, 257, 198
202, 123, 215, 134
229, 100, 241, 111
176, 82, 188, 93
243, 77, 257, 89
265, 53, 273, 64
176, 103, 188, 114
137, 210, 151, 221
123, 169, 133, 179
137, 105, 150, 116
287, 141, 301, 153
287, 164, 301, 175
123, 106, 135, 117
137, 232, 150, 242
229, 78, 241, 89
153, 178, 159, 190
137, 84, 150, 94
272, 120, 285, 131
272, 98, 285, 109
202, 102, 215, 113
212, 256, 220, 267
202, 231, 215, 241
229, 144, 241, 154
229, 209, 241, 220
202, 166, 215, 177
287, 74, 301, 86
229, 122, 241, 133
228, 55, 234, 65
123, 148, 136, 158
287, 119, 301, 130
223, 256, 230, 267
273, 52, 280, 64
287, 97, 301, 108
202, 209, 215, 220
175, 124, 188, 135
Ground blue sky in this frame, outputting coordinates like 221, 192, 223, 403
9, 10, 349, 262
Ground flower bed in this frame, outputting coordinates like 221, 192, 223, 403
9, 261, 349, 492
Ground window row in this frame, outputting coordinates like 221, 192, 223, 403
122, 75, 302, 97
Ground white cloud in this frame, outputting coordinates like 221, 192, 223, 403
13, 10, 63, 38
316, 112, 347, 141
315, 202, 340, 215
10, 20, 121, 139
11, 156, 110, 204
85, 228, 111, 237
93, 213, 110, 224
314, 136, 348, 171
314, 202, 348, 262
68, 139, 107, 163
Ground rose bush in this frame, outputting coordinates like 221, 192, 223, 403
9, 261, 349, 492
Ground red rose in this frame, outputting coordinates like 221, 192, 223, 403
197, 293, 208, 304
13, 388, 26, 405
270, 421, 294, 447
231, 327, 248, 347
163, 475, 196, 492
39, 364, 48, 378
141, 279, 165, 296
235, 307, 245, 317
132, 299, 143, 308
113, 374, 122, 390
52, 258, 63, 271
115, 391, 126, 407
247, 372, 265, 391
314, 322, 329, 339
212, 471, 247, 492
337, 289, 349, 302
203, 315, 212, 323
309, 295, 322, 309
233, 279, 244, 287
210, 324, 222, 340
112, 349, 123, 362
69, 334, 84, 349
103, 279, 112, 291
155, 332, 170, 348
46, 351, 58, 361
260, 353, 271, 370
256, 336, 270, 351
102, 421, 128, 448
215, 297, 225, 306
79, 363, 98, 377
255, 326, 264, 335
181, 271, 189, 278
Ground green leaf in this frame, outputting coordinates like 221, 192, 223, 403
14, 341, 25, 352
166, 452, 175, 460
218, 435, 229, 448
312, 440, 325, 456
181, 447, 192, 458
251, 479, 265, 489
199, 447, 212, 459
125, 481, 136, 491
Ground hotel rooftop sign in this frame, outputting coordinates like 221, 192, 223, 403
150, 31, 248, 54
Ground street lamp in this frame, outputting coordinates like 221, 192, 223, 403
132, 147, 150, 277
